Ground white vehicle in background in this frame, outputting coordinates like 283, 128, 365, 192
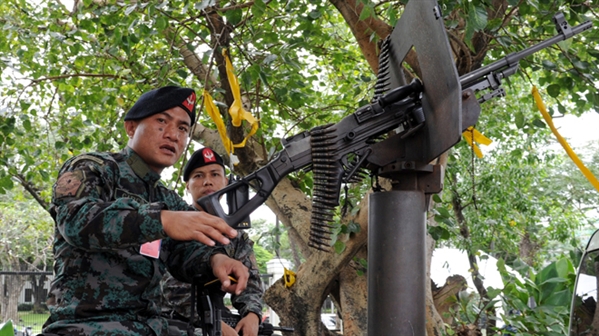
321, 313, 342, 333
570, 230, 599, 335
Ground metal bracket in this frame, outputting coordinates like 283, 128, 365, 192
554, 13, 573, 39
378, 163, 444, 194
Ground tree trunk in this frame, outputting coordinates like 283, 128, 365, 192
31, 274, 48, 313
519, 231, 538, 266
262, 198, 369, 335
337, 247, 368, 334
1, 273, 25, 325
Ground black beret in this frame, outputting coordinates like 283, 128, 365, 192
183, 147, 226, 181
124, 86, 197, 126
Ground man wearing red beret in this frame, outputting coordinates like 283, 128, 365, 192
162, 147, 263, 336
43, 86, 249, 336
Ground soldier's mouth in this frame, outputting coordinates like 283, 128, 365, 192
160, 145, 176, 154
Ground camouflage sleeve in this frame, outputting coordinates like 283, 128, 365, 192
230, 232, 264, 319
50, 156, 166, 251
160, 271, 194, 319
163, 239, 227, 284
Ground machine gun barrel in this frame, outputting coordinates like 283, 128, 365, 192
460, 15, 592, 89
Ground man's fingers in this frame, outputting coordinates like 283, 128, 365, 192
191, 224, 231, 245
233, 270, 249, 294
161, 210, 237, 243
213, 267, 232, 289
200, 212, 237, 238
189, 231, 215, 246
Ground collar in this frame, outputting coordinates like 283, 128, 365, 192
122, 147, 162, 187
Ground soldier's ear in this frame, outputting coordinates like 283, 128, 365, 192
124, 120, 137, 137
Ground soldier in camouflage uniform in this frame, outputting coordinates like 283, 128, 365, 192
42, 86, 250, 336
162, 147, 263, 336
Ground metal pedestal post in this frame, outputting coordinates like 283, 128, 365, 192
367, 164, 443, 336
368, 190, 426, 335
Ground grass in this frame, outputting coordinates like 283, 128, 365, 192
15, 312, 49, 334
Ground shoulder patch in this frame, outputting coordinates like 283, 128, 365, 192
55, 170, 85, 198
70, 154, 105, 167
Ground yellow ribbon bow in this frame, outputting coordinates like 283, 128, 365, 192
223, 49, 259, 149
203, 90, 234, 154
202, 49, 259, 155
284, 268, 296, 288
462, 126, 492, 158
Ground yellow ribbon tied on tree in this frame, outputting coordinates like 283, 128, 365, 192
203, 90, 234, 154
284, 267, 296, 288
462, 126, 492, 158
203, 49, 259, 155
532, 86, 599, 192
223, 49, 259, 149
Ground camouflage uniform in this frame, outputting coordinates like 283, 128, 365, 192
161, 231, 264, 325
43, 147, 227, 336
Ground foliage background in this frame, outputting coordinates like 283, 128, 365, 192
1, 0, 599, 334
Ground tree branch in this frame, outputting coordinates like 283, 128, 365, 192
14, 174, 48, 211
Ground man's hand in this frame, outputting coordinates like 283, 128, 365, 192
161, 210, 237, 246
221, 321, 239, 336
210, 253, 249, 295
235, 312, 260, 336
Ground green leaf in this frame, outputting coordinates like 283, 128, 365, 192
572, 60, 588, 70
0, 176, 14, 190
251, 0, 266, 18
428, 226, 450, 241
515, 111, 525, 128
467, 4, 488, 31
542, 60, 556, 70
224, 8, 243, 26
124, 4, 137, 15
347, 221, 361, 233
543, 289, 571, 306
308, 10, 321, 20
176, 69, 188, 79
195, 0, 216, 11
358, 5, 373, 21
155, 16, 168, 30
546, 84, 561, 98
532, 119, 546, 128
487, 287, 502, 299
23, 119, 31, 132
436, 206, 451, 218
334, 240, 346, 254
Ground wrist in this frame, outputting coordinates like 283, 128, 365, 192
209, 252, 228, 269
244, 311, 261, 324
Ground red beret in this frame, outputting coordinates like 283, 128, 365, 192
124, 86, 197, 125
183, 147, 225, 181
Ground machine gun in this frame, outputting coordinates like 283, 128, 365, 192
189, 275, 294, 336
198, 7, 591, 251
199, 2, 592, 334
